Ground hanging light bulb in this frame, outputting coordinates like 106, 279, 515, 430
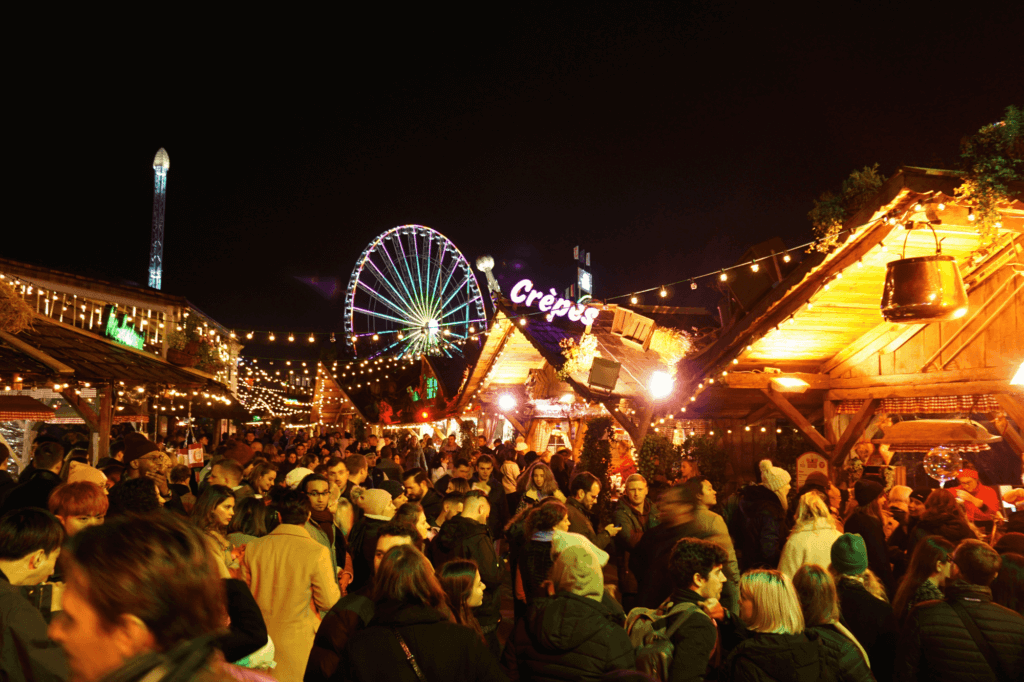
288, 334, 295, 342
782, 252, 791, 263
630, 295, 638, 304
750, 260, 759, 273
690, 279, 697, 290
720, 270, 728, 281
246, 332, 253, 339
659, 287, 667, 298
269, 333, 275, 341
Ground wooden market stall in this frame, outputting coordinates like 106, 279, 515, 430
675, 167, 1024, 485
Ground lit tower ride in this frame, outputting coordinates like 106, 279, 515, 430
149, 147, 170, 290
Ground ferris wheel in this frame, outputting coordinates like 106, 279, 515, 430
344, 225, 489, 358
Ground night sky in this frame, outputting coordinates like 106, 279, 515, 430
11, 5, 1023, 341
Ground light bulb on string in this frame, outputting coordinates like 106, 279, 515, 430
750, 260, 759, 273
719, 270, 728, 281
630, 296, 638, 304
690, 279, 697, 290
269, 333, 275, 341
659, 287, 667, 298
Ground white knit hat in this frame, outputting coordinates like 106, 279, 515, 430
759, 459, 791, 492
284, 467, 315, 489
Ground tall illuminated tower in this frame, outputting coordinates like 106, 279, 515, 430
149, 148, 170, 290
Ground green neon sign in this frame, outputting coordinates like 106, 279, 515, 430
104, 306, 145, 350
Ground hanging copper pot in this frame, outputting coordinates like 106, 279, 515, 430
880, 224, 968, 323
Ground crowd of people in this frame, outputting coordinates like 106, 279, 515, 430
1, 427, 1023, 682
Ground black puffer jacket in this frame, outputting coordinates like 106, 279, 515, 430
502, 592, 635, 682
430, 516, 503, 626
895, 580, 1024, 682
345, 600, 507, 682
736, 485, 787, 570
844, 510, 895, 596
519, 539, 555, 603
836, 578, 897, 682
719, 631, 822, 682
808, 624, 874, 682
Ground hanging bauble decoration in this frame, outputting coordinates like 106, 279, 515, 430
881, 224, 968, 323
923, 446, 962, 484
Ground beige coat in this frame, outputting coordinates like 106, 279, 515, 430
242, 524, 341, 682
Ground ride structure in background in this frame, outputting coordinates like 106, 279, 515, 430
344, 224, 488, 359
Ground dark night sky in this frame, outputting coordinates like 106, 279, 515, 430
10, 5, 1023, 338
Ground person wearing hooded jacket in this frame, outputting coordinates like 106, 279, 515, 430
720, 569, 822, 682
502, 543, 634, 681
429, 490, 504, 655
735, 461, 791, 571
895, 539, 1024, 682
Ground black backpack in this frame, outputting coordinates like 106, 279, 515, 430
626, 600, 709, 682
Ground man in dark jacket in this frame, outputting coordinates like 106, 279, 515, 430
470, 454, 509, 543
0, 508, 68, 682
402, 468, 444, 526
896, 539, 1024, 681
0, 442, 64, 516
611, 474, 659, 610
502, 544, 634, 681
429, 490, 503, 655
306, 522, 417, 682
565, 472, 620, 551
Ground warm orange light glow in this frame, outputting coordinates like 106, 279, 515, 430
1012, 361, 1024, 386
770, 376, 810, 393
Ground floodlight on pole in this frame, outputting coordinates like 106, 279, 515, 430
649, 371, 673, 400
498, 394, 516, 412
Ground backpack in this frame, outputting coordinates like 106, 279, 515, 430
625, 600, 707, 682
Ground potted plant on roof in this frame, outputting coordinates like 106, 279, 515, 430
166, 315, 202, 367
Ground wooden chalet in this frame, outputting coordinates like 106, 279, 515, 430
676, 167, 1024, 484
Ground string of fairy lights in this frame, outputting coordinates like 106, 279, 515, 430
236, 358, 314, 418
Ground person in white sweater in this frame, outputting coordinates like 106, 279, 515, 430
779, 491, 843, 578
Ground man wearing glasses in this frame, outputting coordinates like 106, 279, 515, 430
299, 473, 347, 593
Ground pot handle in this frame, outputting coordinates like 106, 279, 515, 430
901, 222, 942, 259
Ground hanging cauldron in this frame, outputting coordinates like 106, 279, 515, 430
880, 224, 968, 323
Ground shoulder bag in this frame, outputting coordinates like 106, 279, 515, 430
390, 627, 429, 682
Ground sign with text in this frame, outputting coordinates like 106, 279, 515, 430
796, 451, 829, 488
103, 306, 145, 350
510, 279, 600, 325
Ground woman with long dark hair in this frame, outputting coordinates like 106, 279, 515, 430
891, 535, 954, 624
515, 460, 565, 514
394, 501, 433, 546
520, 500, 571, 602
227, 496, 278, 546
190, 484, 237, 578
344, 544, 503, 681
437, 558, 486, 640
245, 460, 278, 499
909, 488, 977, 548
843, 478, 895, 595
792, 565, 873, 682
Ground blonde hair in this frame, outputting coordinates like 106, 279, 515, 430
830, 566, 890, 603
793, 491, 836, 532
739, 569, 805, 634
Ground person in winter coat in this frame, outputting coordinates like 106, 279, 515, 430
895, 539, 1024, 681
0, 442, 64, 516
518, 500, 571, 602
780, 491, 843, 579
792, 565, 874, 682
735, 460, 791, 571
343, 543, 507, 682
0, 509, 68, 682
471, 454, 510, 543
843, 479, 895, 596
830, 534, 897, 682
908, 488, 976, 550
890, 536, 954, 626
611, 474, 659, 610
347, 488, 397, 592
672, 477, 741, 614
428, 490, 504, 655
720, 569, 822, 682
565, 472, 620, 551
665, 538, 735, 682
502, 543, 634, 681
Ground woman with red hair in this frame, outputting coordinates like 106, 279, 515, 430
48, 481, 108, 537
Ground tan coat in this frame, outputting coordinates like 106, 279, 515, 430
241, 524, 341, 682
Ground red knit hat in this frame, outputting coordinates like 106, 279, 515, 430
957, 468, 979, 480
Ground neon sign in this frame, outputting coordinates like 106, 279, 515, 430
103, 307, 145, 350
510, 279, 600, 325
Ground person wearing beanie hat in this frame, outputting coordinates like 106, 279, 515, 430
734, 461, 791, 571
831, 533, 899, 682
378, 479, 407, 507
845, 477, 895, 595
887, 485, 911, 513
951, 467, 1001, 524
503, 544, 635, 678
804, 471, 830, 493
284, 467, 315, 489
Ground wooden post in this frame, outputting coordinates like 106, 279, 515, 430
831, 398, 881, 465
823, 400, 840, 444
97, 383, 112, 464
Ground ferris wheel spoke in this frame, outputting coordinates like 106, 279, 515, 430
356, 279, 420, 324
439, 275, 473, 312
393, 233, 423, 307
364, 257, 426, 321
351, 307, 420, 327
378, 242, 425, 318
411, 232, 425, 302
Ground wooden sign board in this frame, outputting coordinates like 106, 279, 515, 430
796, 451, 829, 488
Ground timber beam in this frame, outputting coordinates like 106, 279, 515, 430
828, 380, 1020, 401
831, 398, 881, 465
760, 388, 832, 455
725, 372, 830, 390
60, 388, 99, 431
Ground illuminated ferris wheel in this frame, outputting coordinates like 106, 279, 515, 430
344, 225, 488, 358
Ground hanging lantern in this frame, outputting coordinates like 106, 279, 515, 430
880, 224, 968, 323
